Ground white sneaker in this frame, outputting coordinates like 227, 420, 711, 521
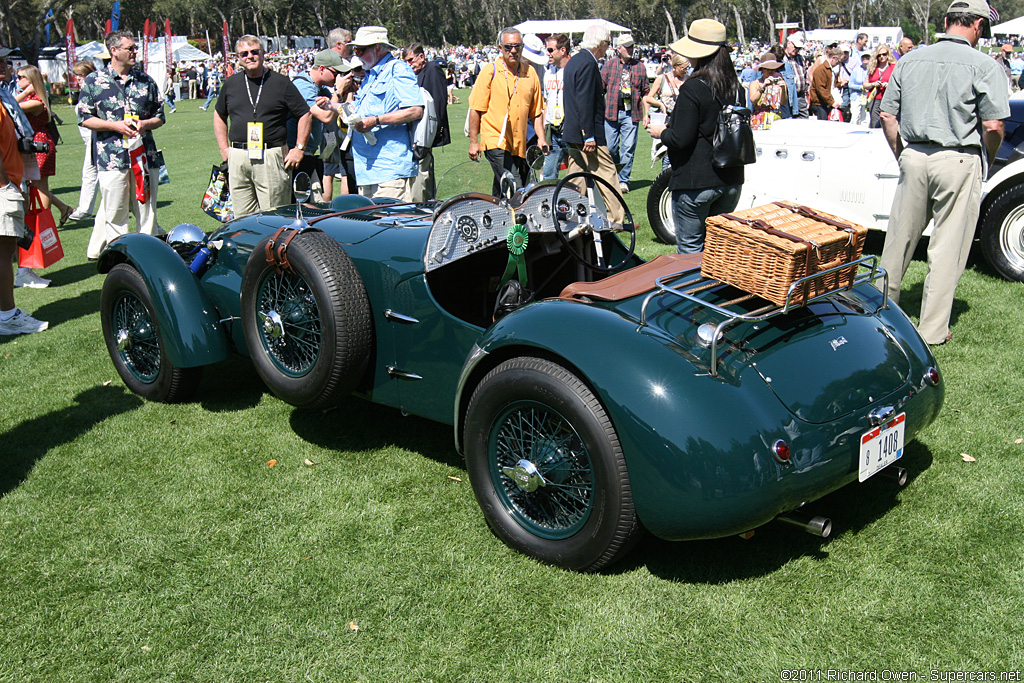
69, 210, 94, 221
0, 309, 48, 335
619, 182, 630, 194
14, 270, 50, 288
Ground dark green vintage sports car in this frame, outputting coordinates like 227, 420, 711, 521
98, 170, 944, 572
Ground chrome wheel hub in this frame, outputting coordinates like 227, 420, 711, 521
502, 459, 547, 493
259, 310, 286, 339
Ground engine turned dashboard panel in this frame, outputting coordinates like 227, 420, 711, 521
425, 185, 588, 272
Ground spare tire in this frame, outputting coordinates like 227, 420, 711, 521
241, 230, 372, 408
646, 169, 675, 245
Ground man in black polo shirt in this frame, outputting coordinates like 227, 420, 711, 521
213, 35, 312, 217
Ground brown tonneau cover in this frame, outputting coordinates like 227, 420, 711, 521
559, 252, 703, 301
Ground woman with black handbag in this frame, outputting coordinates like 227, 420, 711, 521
645, 19, 744, 254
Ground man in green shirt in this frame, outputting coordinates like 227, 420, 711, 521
878, 0, 1009, 345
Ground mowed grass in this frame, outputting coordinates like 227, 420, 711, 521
1, 94, 1023, 682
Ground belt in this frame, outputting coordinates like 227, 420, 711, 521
906, 141, 981, 153
230, 142, 286, 149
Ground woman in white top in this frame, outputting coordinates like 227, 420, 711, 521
644, 53, 689, 120
644, 53, 689, 169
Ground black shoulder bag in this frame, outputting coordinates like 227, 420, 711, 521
703, 81, 756, 168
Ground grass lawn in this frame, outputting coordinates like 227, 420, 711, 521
1, 94, 1023, 682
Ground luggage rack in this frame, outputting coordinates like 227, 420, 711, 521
638, 256, 889, 377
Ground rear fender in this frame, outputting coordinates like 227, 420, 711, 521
98, 233, 231, 368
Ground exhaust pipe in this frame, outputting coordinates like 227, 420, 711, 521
776, 511, 832, 538
876, 465, 908, 486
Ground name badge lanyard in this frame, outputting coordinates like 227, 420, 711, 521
246, 72, 267, 159
498, 64, 520, 143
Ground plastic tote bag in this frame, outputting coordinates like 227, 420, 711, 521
201, 162, 234, 223
18, 187, 65, 269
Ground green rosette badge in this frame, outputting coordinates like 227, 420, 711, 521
500, 221, 530, 286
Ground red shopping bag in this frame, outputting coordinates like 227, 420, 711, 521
18, 187, 65, 269
828, 108, 844, 122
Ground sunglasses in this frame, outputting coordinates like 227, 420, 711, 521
119, 45, 138, 53
352, 45, 371, 55
502, 43, 523, 52
238, 49, 261, 58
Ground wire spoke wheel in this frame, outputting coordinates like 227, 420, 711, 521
112, 290, 161, 383
240, 231, 372, 409
489, 401, 595, 539
100, 263, 201, 403
465, 357, 641, 572
254, 269, 322, 377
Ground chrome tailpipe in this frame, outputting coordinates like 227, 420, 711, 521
876, 465, 908, 486
775, 511, 832, 538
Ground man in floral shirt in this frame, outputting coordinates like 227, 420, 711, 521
77, 30, 165, 259
600, 34, 648, 194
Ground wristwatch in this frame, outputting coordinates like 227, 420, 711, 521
296, 143, 305, 150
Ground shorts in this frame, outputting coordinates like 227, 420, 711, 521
323, 161, 344, 177
0, 183, 26, 239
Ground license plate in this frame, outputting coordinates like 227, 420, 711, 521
859, 413, 906, 482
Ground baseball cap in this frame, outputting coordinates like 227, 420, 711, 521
946, 0, 990, 16
312, 49, 344, 69
0, 47, 11, 59
616, 34, 635, 48
787, 33, 805, 49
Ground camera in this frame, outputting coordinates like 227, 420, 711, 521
18, 138, 49, 155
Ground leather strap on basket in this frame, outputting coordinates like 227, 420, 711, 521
780, 202, 861, 288
719, 208, 820, 303
719, 211, 817, 273
264, 226, 302, 274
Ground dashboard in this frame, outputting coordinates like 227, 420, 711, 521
424, 184, 590, 272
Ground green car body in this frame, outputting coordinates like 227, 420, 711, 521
98, 183, 944, 571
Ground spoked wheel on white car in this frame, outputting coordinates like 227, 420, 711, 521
978, 182, 1024, 283
646, 169, 676, 245
463, 356, 642, 572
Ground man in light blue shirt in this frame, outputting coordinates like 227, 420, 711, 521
348, 26, 424, 200
848, 52, 871, 125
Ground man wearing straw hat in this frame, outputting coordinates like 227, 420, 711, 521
878, 0, 1008, 345
561, 24, 625, 224
348, 26, 424, 200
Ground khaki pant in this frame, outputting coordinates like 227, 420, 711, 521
228, 146, 292, 219
880, 144, 982, 344
564, 144, 626, 225
358, 177, 414, 202
409, 148, 436, 202
87, 168, 160, 259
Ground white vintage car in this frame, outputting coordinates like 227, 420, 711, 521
647, 106, 1024, 283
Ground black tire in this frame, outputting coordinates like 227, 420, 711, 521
241, 231, 372, 408
464, 357, 641, 572
646, 168, 675, 245
100, 263, 201, 402
978, 182, 1024, 283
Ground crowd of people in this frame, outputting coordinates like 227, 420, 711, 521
0, 3, 1011, 345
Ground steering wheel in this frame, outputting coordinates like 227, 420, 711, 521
552, 172, 636, 273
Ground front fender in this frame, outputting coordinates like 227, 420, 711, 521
98, 233, 231, 368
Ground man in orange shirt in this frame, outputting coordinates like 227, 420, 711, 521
467, 27, 546, 195
0, 101, 47, 335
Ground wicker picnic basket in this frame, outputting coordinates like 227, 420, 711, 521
702, 201, 869, 307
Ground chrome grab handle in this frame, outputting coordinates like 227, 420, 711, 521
869, 406, 896, 426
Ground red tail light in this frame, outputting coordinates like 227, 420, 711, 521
772, 440, 791, 464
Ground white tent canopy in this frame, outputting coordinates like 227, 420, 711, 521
993, 15, 1024, 35
514, 19, 631, 38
